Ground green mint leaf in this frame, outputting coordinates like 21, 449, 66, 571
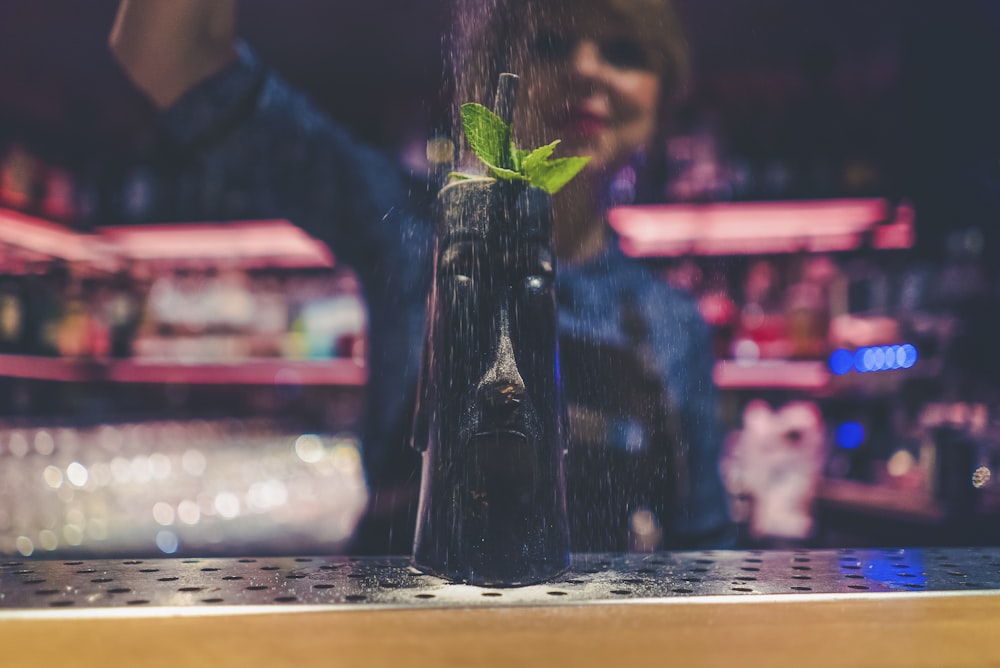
458, 96, 589, 193
487, 164, 530, 182
460, 103, 511, 170
521, 140, 561, 172
522, 156, 592, 194
513, 146, 530, 171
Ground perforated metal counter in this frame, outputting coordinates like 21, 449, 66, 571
3, 548, 1000, 667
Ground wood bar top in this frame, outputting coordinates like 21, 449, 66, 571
3, 592, 999, 668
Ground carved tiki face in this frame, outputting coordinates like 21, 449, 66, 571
411, 178, 569, 586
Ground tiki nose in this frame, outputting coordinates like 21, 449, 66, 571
478, 309, 527, 423
482, 379, 526, 415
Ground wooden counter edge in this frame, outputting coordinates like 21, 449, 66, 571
2, 592, 999, 668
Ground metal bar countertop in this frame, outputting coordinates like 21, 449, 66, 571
2, 548, 1000, 667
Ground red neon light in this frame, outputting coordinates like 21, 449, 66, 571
0, 354, 96, 382
0, 208, 105, 264
873, 202, 915, 250
0, 354, 824, 390
98, 220, 333, 268
609, 199, 911, 257
108, 358, 366, 386
2, 198, 914, 268
0, 354, 367, 386
713, 360, 831, 390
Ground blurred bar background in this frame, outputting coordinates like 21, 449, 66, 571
0, 0, 999, 557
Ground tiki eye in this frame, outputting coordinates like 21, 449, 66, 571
523, 275, 552, 295
525, 276, 546, 290
521, 247, 554, 279
439, 241, 481, 283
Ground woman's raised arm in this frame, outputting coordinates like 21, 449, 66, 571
109, 0, 238, 109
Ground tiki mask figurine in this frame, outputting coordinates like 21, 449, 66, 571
410, 75, 570, 586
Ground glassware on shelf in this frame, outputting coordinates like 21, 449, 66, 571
0, 418, 368, 558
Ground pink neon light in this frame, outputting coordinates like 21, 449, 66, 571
0, 354, 367, 386
873, 202, 915, 249
0, 353, 824, 390
108, 358, 366, 386
0, 354, 95, 382
609, 199, 911, 257
98, 220, 333, 268
0, 208, 105, 263
713, 360, 831, 390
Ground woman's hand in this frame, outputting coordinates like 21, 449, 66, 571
109, 0, 238, 109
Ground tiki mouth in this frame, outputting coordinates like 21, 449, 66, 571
467, 430, 535, 496
469, 430, 528, 449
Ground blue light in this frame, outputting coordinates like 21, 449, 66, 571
853, 554, 927, 590
829, 349, 854, 375
862, 348, 877, 372
895, 346, 906, 368
836, 422, 865, 449
854, 349, 868, 373
835, 344, 918, 374
886, 345, 900, 370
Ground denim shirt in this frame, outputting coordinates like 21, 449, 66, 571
163, 45, 732, 551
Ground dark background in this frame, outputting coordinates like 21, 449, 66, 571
2, 0, 1000, 551
1, 0, 999, 256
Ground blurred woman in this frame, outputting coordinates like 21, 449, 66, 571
110, 0, 732, 553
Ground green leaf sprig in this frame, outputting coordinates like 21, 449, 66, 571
450, 102, 590, 194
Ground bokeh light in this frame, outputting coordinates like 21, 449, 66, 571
835, 422, 865, 449
829, 348, 854, 375
294, 434, 325, 464
156, 530, 179, 554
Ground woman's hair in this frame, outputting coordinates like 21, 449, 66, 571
452, 0, 689, 116
450, 0, 689, 202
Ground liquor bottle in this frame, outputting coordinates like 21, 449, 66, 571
0, 276, 25, 353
